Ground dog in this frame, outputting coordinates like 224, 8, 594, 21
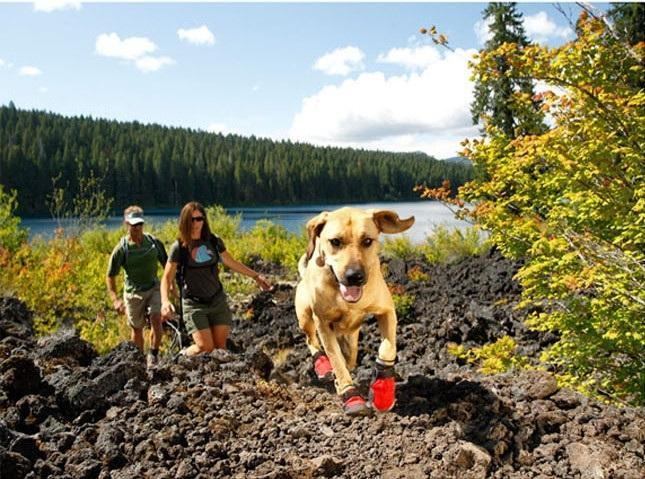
295, 207, 414, 415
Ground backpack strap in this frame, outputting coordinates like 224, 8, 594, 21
144, 233, 168, 267
119, 236, 129, 267
176, 240, 189, 289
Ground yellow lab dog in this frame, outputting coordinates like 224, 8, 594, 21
295, 207, 414, 415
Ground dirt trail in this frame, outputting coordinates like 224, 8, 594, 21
1, 251, 643, 478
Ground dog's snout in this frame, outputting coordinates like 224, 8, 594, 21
344, 267, 366, 286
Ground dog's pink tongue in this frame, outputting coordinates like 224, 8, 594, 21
340, 284, 362, 302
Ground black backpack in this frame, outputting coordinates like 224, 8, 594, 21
119, 233, 168, 268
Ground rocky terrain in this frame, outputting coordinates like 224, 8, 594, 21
1, 250, 643, 478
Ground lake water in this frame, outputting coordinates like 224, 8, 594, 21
21, 201, 471, 243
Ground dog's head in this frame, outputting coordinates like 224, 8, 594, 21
305, 207, 414, 303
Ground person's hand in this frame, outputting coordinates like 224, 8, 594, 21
161, 301, 175, 321
113, 298, 125, 315
254, 274, 273, 292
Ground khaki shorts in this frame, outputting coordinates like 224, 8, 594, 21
124, 284, 161, 329
182, 290, 232, 335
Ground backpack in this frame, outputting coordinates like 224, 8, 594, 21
120, 233, 168, 268
175, 233, 222, 291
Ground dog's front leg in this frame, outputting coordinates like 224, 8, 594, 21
369, 310, 398, 413
313, 317, 354, 394
374, 310, 397, 366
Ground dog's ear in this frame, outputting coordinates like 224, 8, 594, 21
372, 210, 415, 234
305, 212, 328, 261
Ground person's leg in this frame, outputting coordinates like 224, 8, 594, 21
131, 327, 144, 350
124, 291, 146, 351
185, 328, 215, 355
149, 313, 163, 350
147, 286, 163, 352
207, 292, 233, 350
183, 300, 215, 355
210, 325, 230, 349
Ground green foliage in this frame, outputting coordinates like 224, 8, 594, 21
381, 235, 420, 261
392, 292, 415, 319
382, 226, 490, 264
423, 225, 490, 264
448, 336, 529, 374
0, 185, 27, 252
459, 14, 645, 404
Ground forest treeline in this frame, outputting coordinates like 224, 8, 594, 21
0, 103, 472, 215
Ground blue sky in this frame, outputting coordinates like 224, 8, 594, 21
0, 1, 600, 158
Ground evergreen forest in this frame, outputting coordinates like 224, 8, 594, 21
0, 103, 473, 215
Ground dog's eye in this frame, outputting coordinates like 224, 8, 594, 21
330, 238, 342, 247
362, 238, 373, 247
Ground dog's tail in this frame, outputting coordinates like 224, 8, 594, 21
297, 254, 308, 279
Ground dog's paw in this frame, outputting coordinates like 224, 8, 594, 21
369, 365, 396, 412
313, 352, 334, 382
341, 387, 371, 416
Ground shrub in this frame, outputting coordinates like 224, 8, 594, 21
0, 185, 27, 253
447, 336, 529, 374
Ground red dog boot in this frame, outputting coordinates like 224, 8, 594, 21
341, 386, 371, 416
369, 362, 396, 412
312, 351, 333, 382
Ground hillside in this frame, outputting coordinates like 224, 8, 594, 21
0, 103, 472, 215
1, 251, 643, 478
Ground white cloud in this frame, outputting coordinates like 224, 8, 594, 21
524, 12, 573, 44
0, 58, 5, 68
313, 46, 365, 76
135, 56, 175, 73
252, 84, 260, 92
177, 25, 215, 46
474, 17, 493, 45
96, 33, 173, 73
19, 66, 43, 77
95, 33, 157, 61
39, 87, 49, 93
291, 47, 478, 159
377, 45, 441, 71
33, 0, 81, 13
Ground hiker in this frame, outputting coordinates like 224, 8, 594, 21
160, 201, 271, 355
106, 205, 168, 367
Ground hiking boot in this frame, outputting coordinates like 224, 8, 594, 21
368, 363, 396, 412
146, 352, 158, 368
312, 351, 333, 382
341, 387, 371, 416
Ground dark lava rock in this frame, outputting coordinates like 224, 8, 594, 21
0, 249, 643, 479
0, 353, 45, 400
0, 297, 33, 341
36, 328, 97, 367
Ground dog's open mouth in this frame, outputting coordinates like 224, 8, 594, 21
339, 284, 363, 303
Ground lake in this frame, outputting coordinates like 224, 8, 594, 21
21, 201, 471, 243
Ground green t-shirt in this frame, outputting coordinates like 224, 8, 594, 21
107, 234, 167, 293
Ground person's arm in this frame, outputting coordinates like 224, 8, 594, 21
106, 275, 125, 315
220, 251, 272, 291
160, 260, 178, 320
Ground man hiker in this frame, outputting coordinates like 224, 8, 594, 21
106, 205, 168, 367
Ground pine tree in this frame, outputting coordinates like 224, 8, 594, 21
471, 2, 545, 138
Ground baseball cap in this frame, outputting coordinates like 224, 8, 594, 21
125, 210, 145, 225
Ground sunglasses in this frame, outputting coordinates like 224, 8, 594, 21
191, 216, 205, 223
